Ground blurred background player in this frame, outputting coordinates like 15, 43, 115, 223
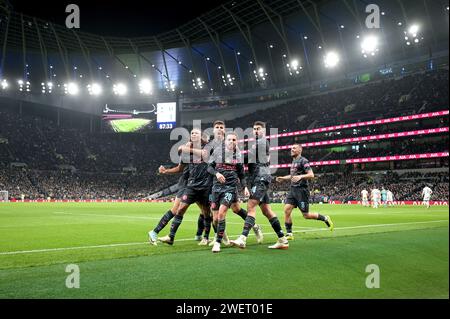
381, 187, 388, 207
361, 189, 369, 207
371, 187, 381, 209
276, 144, 333, 240
207, 132, 250, 253
422, 185, 433, 209
387, 189, 394, 206
230, 121, 289, 250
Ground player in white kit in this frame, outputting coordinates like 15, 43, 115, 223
371, 188, 381, 209
361, 189, 369, 207
422, 186, 433, 209
386, 190, 394, 206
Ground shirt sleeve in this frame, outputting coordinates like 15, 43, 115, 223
302, 158, 312, 172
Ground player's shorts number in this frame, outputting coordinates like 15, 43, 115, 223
224, 192, 233, 203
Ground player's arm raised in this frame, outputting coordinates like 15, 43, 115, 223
276, 175, 292, 183
159, 163, 185, 175
178, 143, 209, 161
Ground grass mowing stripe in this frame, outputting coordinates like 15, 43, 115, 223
1, 219, 447, 256
52, 212, 316, 229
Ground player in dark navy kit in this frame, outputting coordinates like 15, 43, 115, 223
204, 120, 263, 247
148, 128, 212, 245
230, 121, 289, 250
276, 144, 334, 240
157, 128, 213, 245
207, 132, 250, 253
148, 155, 208, 245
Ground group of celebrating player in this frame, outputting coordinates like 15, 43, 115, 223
147, 120, 334, 253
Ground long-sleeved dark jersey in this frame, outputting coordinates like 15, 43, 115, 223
246, 137, 272, 184
180, 146, 211, 191
208, 144, 247, 193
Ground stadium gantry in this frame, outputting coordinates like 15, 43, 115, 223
0, 0, 449, 96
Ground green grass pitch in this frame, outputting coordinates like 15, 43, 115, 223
0, 203, 448, 299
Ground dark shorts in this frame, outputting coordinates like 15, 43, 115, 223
180, 187, 210, 206
210, 191, 238, 210
176, 187, 185, 199
249, 180, 271, 205
285, 187, 310, 213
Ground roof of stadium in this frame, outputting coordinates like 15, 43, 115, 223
0, 0, 449, 94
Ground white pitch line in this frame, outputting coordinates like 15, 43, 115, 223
0, 220, 447, 256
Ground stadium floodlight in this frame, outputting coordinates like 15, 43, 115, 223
18, 80, 30, 92
138, 79, 152, 95
113, 83, 127, 96
324, 51, 340, 68
361, 35, 379, 58
290, 60, 300, 70
408, 24, 420, 36
87, 83, 102, 96
164, 81, 176, 92
64, 82, 79, 95
405, 24, 422, 45
1, 79, 8, 90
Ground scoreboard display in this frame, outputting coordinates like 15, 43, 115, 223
156, 102, 177, 130
102, 101, 178, 133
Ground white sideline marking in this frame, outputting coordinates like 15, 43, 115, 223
0, 220, 447, 256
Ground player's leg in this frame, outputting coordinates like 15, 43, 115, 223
299, 202, 334, 231
198, 203, 213, 245
284, 189, 298, 240
212, 204, 229, 253
148, 196, 181, 245
259, 201, 289, 250
194, 203, 205, 241
208, 194, 220, 245
229, 198, 258, 248
284, 204, 295, 240
231, 200, 263, 244
197, 191, 213, 245
160, 190, 195, 245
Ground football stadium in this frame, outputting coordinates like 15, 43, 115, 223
0, 0, 449, 302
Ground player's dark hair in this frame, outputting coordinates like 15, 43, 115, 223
213, 120, 225, 127
253, 121, 266, 128
226, 131, 238, 138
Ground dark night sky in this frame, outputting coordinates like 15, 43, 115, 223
8, 0, 230, 37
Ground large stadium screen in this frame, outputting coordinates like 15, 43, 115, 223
156, 102, 177, 130
102, 102, 177, 133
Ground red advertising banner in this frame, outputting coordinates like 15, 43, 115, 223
241, 110, 449, 142
241, 127, 449, 153
270, 152, 449, 168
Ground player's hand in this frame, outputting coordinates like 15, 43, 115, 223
291, 175, 302, 183
216, 173, 226, 184
244, 187, 250, 198
158, 166, 167, 174
276, 177, 284, 183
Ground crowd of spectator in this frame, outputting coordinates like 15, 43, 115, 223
227, 69, 448, 132
271, 171, 449, 203
0, 68, 448, 200
1, 167, 447, 202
